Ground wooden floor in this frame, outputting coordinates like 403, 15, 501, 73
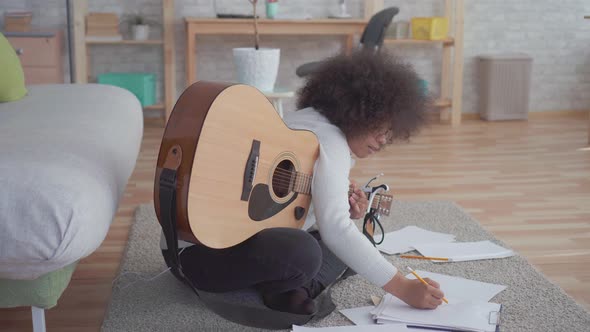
2, 113, 589, 331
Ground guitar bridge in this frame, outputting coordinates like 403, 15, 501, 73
241, 140, 260, 201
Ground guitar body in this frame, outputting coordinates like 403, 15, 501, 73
154, 81, 319, 249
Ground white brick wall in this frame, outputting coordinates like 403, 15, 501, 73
2, 0, 590, 114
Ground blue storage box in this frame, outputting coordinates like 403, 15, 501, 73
97, 72, 156, 107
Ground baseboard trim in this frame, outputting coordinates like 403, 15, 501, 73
456, 109, 589, 122
526, 109, 589, 119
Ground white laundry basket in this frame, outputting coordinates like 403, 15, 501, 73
477, 54, 533, 121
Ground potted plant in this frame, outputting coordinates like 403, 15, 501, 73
125, 13, 157, 41
232, 0, 280, 92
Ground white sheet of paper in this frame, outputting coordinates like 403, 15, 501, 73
376, 226, 456, 255
405, 270, 506, 303
339, 306, 376, 325
413, 240, 515, 262
372, 294, 501, 332
292, 323, 408, 331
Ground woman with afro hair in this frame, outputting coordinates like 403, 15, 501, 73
280, 50, 445, 313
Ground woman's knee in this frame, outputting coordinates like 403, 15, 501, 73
256, 228, 322, 279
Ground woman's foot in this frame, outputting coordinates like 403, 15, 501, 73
304, 278, 326, 299
262, 287, 317, 315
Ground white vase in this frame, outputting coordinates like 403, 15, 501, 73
132, 25, 150, 40
232, 47, 280, 92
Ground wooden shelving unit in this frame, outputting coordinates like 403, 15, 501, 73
85, 39, 164, 45
384, 37, 454, 46
143, 103, 165, 110
72, 0, 176, 119
434, 98, 452, 108
366, 0, 464, 126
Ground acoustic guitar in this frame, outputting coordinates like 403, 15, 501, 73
154, 81, 392, 249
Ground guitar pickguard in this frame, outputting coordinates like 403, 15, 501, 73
248, 183, 298, 221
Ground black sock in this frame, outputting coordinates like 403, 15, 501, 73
303, 278, 326, 299
262, 287, 317, 315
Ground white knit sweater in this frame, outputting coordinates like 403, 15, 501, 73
284, 107, 397, 287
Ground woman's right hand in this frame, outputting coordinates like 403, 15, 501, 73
382, 272, 445, 309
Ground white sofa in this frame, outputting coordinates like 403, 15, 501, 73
0, 84, 143, 331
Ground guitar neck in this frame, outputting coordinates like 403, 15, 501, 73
291, 171, 312, 195
367, 192, 393, 216
349, 189, 394, 216
293, 174, 393, 216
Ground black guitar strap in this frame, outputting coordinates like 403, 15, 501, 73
158, 145, 202, 293
159, 165, 208, 297
158, 167, 183, 276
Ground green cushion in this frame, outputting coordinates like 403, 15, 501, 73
0, 32, 27, 102
0, 263, 77, 309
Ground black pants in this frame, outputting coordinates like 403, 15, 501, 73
178, 228, 349, 296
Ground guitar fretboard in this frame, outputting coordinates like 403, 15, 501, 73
291, 171, 312, 195
290, 172, 392, 216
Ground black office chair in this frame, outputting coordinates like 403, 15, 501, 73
295, 7, 400, 78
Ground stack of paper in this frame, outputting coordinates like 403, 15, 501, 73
404, 270, 506, 303
340, 306, 377, 326
413, 240, 515, 262
376, 226, 455, 255
372, 294, 501, 332
340, 271, 506, 329
292, 324, 407, 331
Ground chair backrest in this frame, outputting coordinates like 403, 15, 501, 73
295, 7, 400, 78
359, 7, 400, 51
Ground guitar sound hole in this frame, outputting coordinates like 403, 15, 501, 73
272, 160, 295, 198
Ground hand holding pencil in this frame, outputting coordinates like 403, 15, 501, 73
384, 269, 447, 309
408, 266, 449, 304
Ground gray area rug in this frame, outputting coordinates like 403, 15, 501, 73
101, 201, 590, 331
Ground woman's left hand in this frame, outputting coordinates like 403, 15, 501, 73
349, 181, 369, 219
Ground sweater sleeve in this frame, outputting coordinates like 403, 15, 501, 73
311, 134, 397, 287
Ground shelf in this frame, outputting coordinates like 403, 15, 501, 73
85, 39, 163, 45
368, 0, 464, 125
384, 38, 454, 47
143, 103, 164, 110
74, 0, 176, 120
434, 98, 452, 108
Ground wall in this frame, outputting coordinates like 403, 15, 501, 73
1, 0, 589, 114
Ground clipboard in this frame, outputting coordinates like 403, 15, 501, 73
372, 293, 503, 332
404, 306, 503, 332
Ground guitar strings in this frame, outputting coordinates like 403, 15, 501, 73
246, 161, 312, 179
246, 160, 368, 192
263, 174, 386, 210
266, 168, 313, 192
241, 164, 389, 209
264, 168, 377, 195
269, 171, 308, 183
263, 168, 379, 196
242, 160, 314, 184
270, 170, 371, 196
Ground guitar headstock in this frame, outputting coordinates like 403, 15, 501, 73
351, 179, 393, 217
371, 193, 393, 216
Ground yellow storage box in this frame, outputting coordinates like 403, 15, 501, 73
411, 17, 449, 40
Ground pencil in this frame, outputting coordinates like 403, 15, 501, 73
400, 255, 450, 261
407, 266, 449, 304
